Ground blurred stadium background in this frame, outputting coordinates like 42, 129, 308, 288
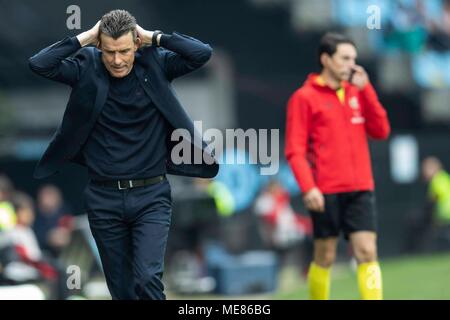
0, 0, 449, 299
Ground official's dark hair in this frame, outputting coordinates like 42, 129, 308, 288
99, 9, 137, 41
318, 32, 356, 68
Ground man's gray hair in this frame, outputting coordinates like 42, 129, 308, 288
99, 9, 137, 40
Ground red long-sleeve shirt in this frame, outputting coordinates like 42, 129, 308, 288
285, 73, 390, 194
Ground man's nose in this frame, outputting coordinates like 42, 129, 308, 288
114, 53, 122, 65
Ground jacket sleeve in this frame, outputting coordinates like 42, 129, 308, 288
359, 82, 391, 140
285, 91, 316, 193
28, 36, 85, 86
157, 32, 213, 81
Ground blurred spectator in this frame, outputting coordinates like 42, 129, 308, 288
33, 185, 73, 258
9, 192, 41, 262
405, 157, 450, 252
423, 157, 450, 226
0, 191, 68, 299
403, 0, 450, 88
426, 0, 450, 51
0, 174, 14, 202
0, 174, 16, 231
254, 180, 313, 276
383, 0, 428, 53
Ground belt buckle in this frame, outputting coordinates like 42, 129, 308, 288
118, 180, 127, 190
118, 180, 134, 190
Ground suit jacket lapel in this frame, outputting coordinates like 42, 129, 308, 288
91, 51, 109, 125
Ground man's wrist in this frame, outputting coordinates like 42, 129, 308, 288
76, 31, 95, 47
156, 33, 162, 46
152, 31, 163, 47
139, 29, 164, 47
144, 31, 154, 46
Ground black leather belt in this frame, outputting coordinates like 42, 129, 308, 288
91, 175, 165, 190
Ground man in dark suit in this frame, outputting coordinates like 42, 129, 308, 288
28, 9, 218, 300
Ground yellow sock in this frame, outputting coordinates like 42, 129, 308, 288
308, 262, 331, 300
357, 261, 383, 300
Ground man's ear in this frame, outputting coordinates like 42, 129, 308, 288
320, 53, 329, 68
135, 36, 142, 50
96, 33, 103, 50
96, 35, 101, 50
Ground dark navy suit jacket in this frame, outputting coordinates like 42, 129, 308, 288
28, 32, 218, 179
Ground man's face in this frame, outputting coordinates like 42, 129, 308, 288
99, 31, 140, 78
322, 43, 357, 82
422, 158, 441, 182
17, 208, 35, 227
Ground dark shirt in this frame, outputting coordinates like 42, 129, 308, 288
82, 68, 168, 180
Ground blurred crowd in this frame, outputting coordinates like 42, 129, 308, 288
383, 0, 450, 53
331, 0, 450, 88
383, 0, 450, 87
0, 174, 74, 299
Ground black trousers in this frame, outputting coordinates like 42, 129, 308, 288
83, 178, 172, 300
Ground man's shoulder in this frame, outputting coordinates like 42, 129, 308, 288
290, 84, 317, 102
73, 46, 104, 77
136, 45, 159, 57
75, 46, 99, 60
135, 45, 162, 68
343, 81, 362, 94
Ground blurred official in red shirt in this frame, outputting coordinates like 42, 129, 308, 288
285, 32, 390, 300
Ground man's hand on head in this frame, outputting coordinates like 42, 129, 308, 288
136, 25, 162, 47
76, 20, 101, 47
136, 25, 152, 46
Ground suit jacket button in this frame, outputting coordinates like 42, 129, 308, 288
144, 78, 148, 82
